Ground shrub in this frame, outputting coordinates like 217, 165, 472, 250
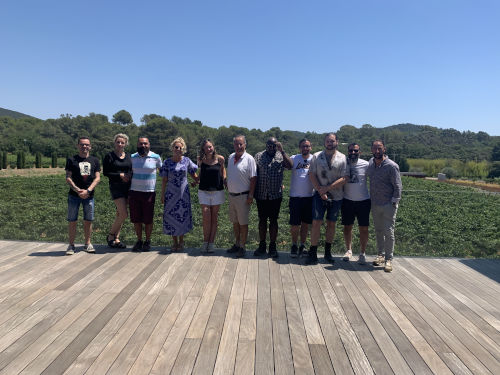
441, 167, 459, 179
51, 152, 58, 168
2, 151, 6, 169
35, 153, 42, 168
488, 162, 500, 178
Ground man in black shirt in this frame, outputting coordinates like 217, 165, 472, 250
65, 136, 101, 255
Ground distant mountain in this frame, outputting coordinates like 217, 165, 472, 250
0, 107, 36, 119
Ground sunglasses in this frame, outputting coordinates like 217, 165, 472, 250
348, 149, 359, 153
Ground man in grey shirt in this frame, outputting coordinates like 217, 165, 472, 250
366, 139, 402, 272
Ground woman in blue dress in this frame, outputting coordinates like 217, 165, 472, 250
160, 137, 199, 251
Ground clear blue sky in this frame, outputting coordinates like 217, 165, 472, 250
2, 0, 499, 135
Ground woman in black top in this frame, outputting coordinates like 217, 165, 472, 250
103, 133, 132, 248
197, 139, 226, 253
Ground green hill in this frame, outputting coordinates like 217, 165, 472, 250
0, 107, 36, 119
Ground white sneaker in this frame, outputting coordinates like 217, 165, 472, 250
343, 250, 352, 261
84, 243, 95, 253
207, 243, 215, 253
373, 255, 385, 266
384, 260, 393, 273
357, 253, 366, 265
66, 244, 75, 255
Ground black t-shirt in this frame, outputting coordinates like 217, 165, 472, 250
65, 155, 101, 198
103, 152, 132, 184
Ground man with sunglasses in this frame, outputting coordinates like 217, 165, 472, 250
253, 137, 292, 258
65, 136, 101, 255
341, 143, 370, 264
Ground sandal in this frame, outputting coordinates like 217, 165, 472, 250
113, 240, 126, 249
171, 243, 179, 252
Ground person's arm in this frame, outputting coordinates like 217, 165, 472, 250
327, 176, 347, 192
247, 176, 257, 205
309, 172, 328, 200
218, 155, 227, 180
391, 166, 402, 206
276, 142, 293, 169
66, 170, 83, 194
80, 171, 100, 199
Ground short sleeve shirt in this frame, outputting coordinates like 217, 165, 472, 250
65, 155, 101, 198
130, 151, 162, 192
254, 150, 285, 200
309, 150, 348, 201
289, 154, 314, 197
344, 158, 370, 201
226, 152, 257, 194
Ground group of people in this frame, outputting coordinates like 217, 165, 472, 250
64, 131, 401, 272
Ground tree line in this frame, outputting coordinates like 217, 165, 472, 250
1, 110, 499, 175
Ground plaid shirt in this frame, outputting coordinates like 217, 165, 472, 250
254, 150, 285, 200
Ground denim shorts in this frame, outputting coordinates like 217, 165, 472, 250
312, 193, 342, 222
67, 195, 95, 222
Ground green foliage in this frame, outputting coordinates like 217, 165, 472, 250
2, 151, 5, 169
0, 175, 498, 258
51, 152, 58, 168
112, 110, 133, 125
488, 162, 500, 178
441, 167, 458, 179
408, 158, 490, 178
35, 152, 42, 168
492, 142, 500, 161
16, 151, 25, 169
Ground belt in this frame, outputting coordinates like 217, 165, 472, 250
229, 191, 249, 197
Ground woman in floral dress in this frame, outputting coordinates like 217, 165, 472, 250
160, 137, 199, 251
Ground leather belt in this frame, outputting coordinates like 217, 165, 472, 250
229, 191, 249, 196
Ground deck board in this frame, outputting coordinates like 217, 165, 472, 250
0, 240, 499, 374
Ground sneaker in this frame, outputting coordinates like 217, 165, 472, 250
290, 244, 298, 258
142, 240, 151, 252
66, 244, 75, 255
384, 260, 393, 273
253, 241, 267, 256
236, 247, 245, 258
207, 243, 215, 253
201, 242, 208, 253
132, 240, 143, 252
269, 242, 279, 258
84, 243, 95, 253
373, 255, 385, 266
227, 244, 239, 253
299, 244, 308, 258
357, 253, 366, 265
343, 249, 352, 261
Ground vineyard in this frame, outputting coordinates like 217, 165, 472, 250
0, 174, 498, 258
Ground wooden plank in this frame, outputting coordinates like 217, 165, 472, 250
170, 338, 201, 375
400, 258, 500, 363
321, 266, 394, 375
280, 263, 314, 374
127, 255, 207, 374
387, 262, 495, 374
314, 266, 373, 375
213, 258, 248, 374
346, 261, 448, 374
301, 265, 353, 374
269, 259, 294, 375
309, 344, 335, 375
255, 258, 274, 375
192, 258, 238, 375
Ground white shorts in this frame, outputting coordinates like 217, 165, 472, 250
198, 190, 226, 206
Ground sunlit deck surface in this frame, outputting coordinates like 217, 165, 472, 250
0, 240, 499, 374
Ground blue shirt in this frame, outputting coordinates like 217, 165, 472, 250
130, 151, 162, 192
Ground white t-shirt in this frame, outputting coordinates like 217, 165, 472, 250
227, 152, 257, 194
289, 154, 314, 197
343, 158, 370, 201
130, 151, 162, 192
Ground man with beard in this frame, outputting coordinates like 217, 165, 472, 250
341, 143, 370, 264
129, 137, 162, 252
65, 136, 101, 255
307, 132, 348, 265
226, 135, 257, 258
366, 139, 402, 272
253, 137, 292, 258
288, 138, 314, 258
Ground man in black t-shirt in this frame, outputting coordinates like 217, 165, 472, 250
65, 136, 101, 255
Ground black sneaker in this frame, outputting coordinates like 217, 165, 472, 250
227, 244, 239, 253
299, 244, 307, 258
236, 247, 246, 258
305, 247, 318, 265
142, 240, 151, 252
132, 240, 143, 252
269, 242, 279, 258
253, 241, 267, 256
290, 244, 298, 258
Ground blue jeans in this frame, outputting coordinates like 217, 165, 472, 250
371, 203, 398, 260
67, 195, 95, 222
312, 193, 342, 222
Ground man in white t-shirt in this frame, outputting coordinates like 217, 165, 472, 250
225, 135, 257, 258
341, 143, 370, 265
288, 138, 314, 258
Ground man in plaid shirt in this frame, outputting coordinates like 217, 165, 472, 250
253, 137, 292, 258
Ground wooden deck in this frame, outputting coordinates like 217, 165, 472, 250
0, 240, 499, 374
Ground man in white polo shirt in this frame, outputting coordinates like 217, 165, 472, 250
225, 135, 257, 258
129, 137, 162, 252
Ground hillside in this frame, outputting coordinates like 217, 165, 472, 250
0, 107, 35, 119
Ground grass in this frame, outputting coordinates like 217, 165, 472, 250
0, 173, 499, 258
